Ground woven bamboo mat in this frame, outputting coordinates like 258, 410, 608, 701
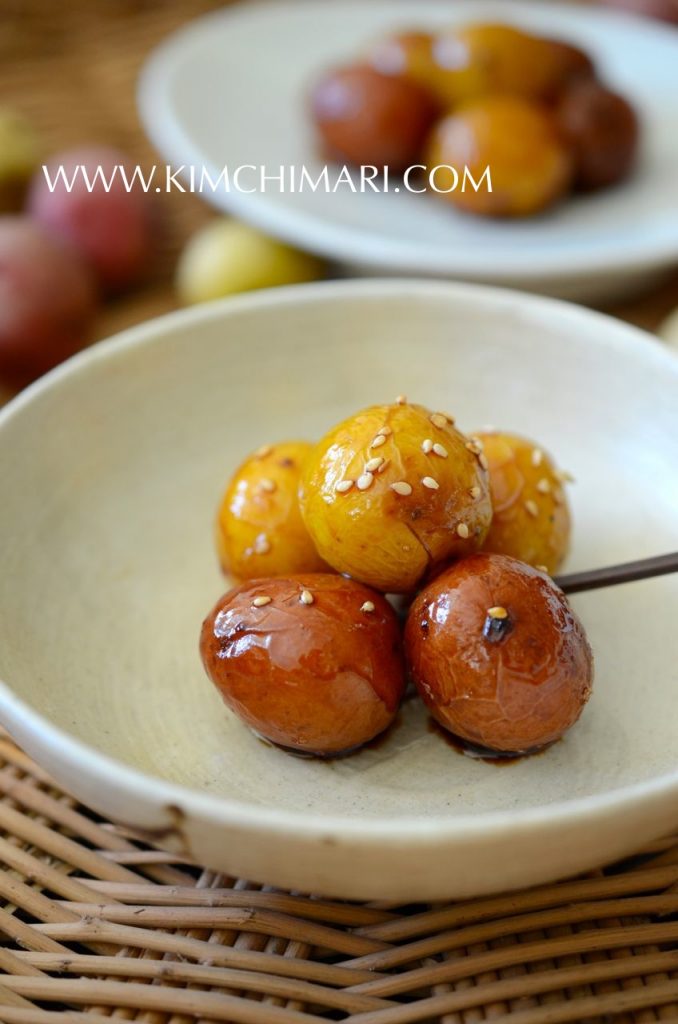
0, 728, 676, 1024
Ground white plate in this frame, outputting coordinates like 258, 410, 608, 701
138, 0, 678, 302
0, 279, 677, 900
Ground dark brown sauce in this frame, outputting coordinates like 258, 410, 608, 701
426, 718, 554, 765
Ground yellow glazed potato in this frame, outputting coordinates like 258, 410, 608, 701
476, 431, 572, 574
217, 441, 327, 580
177, 219, 323, 305
299, 400, 493, 592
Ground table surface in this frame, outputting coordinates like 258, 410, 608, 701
1, 0, 678, 409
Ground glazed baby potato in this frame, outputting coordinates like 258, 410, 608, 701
310, 64, 438, 172
555, 79, 639, 191
431, 23, 594, 105
299, 400, 492, 593
426, 96, 573, 217
216, 441, 327, 580
201, 574, 405, 755
405, 553, 593, 754
476, 431, 572, 574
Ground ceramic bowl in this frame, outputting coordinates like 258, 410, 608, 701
0, 279, 677, 900
138, 0, 678, 302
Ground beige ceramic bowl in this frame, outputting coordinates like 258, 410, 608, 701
0, 280, 677, 900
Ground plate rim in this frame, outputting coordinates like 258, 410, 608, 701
1, 276, 677, 844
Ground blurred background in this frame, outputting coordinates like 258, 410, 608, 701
1, 0, 677, 404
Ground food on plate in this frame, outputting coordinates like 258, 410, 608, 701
299, 399, 492, 592
426, 96, 573, 217
555, 79, 639, 191
476, 430, 572, 573
201, 574, 405, 755
216, 440, 328, 580
405, 553, 593, 753
28, 146, 156, 293
431, 23, 594, 105
310, 64, 438, 172
0, 217, 96, 389
311, 20, 638, 219
0, 109, 40, 213
176, 219, 323, 305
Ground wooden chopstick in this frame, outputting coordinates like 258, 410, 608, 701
555, 552, 678, 595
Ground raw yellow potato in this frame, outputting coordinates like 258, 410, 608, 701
176, 219, 324, 305
216, 441, 328, 580
476, 431, 572, 574
0, 109, 40, 212
299, 400, 492, 593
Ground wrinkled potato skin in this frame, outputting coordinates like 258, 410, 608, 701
310, 64, 438, 172
405, 554, 594, 753
217, 442, 327, 581
555, 80, 639, 191
426, 96, 573, 217
432, 24, 594, 106
299, 402, 492, 593
200, 574, 405, 755
477, 431, 571, 574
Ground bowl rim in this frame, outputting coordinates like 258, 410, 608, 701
1, 276, 677, 843
137, 0, 678, 281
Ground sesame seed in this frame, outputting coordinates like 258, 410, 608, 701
335, 479, 353, 494
422, 438, 434, 454
377, 426, 392, 437
535, 564, 549, 573
300, 589, 314, 605
456, 523, 470, 539
391, 481, 412, 496
252, 596, 272, 608
478, 453, 489, 471
356, 472, 374, 491
361, 600, 375, 613
525, 499, 539, 518
254, 535, 270, 554
465, 441, 482, 455
488, 606, 508, 620
422, 476, 439, 490
259, 478, 276, 493
396, 394, 407, 405
254, 444, 273, 459
430, 413, 448, 429
536, 478, 551, 494
469, 485, 482, 499
370, 433, 387, 449
532, 449, 543, 467
553, 489, 565, 505
557, 469, 575, 483
377, 459, 390, 474
365, 456, 384, 473
433, 443, 448, 458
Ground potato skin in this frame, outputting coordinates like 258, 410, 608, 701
216, 441, 327, 581
200, 574, 405, 755
310, 64, 438, 172
299, 402, 492, 593
477, 431, 571, 574
405, 553, 593, 754
368, 26, 593, 110
426, 96, 573, 218
555, 80, 639, 191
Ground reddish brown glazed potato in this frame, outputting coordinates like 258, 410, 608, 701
405, 554, 593, 754
477, 431, 572, 574
555, 80, 639, 191
201, 574, 405, 756
310, 64, 438, 172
